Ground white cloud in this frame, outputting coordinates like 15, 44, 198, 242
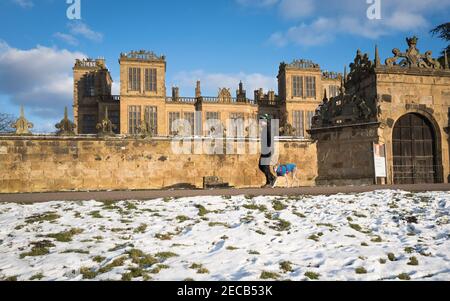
242, 0, 450, 47
172, 70, 277, 97
278, 0, 315, 19
54, 32, 79, 46
12, 0, 33, 8
69, 22, 103, 43
0, 41, 85, 119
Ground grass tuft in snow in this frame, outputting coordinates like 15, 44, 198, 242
355, 267, 368, 274
260, 271, 280, 280
280, 261, 293, 273
408, 257, 419, 266
25, 212, 60, 224
398, 273, 411, 281
46, 228, 83, 242
20, 241, 55, 258
304, 272, 320, 280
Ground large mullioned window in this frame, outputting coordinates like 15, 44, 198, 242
144, 106, 158, 136
128, 68, 141, 91
128, 105, 141, 134
305, 76, 316, 98
144, 68, 157, 92
292, 76, 303, 97
293, 111, 304, 138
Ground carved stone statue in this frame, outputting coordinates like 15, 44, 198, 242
96, 107, 116, 137
218, 88, 232, 103
11, 106, 33, 135
55, 107, 76, 136
385, 36, 443, 69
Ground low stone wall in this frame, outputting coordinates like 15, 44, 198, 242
0, 136, 318, 193
310, 123, 379, 186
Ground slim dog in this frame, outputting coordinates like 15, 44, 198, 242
272, 163, 299, 188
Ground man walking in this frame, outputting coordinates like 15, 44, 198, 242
259, 114, 276, 188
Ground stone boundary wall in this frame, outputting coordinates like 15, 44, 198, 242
0, 136, 318, 193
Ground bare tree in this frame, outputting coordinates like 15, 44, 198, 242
431, 22, 450, 65
0, 113, 15, 133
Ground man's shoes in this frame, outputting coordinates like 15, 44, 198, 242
261, 184, 271, 188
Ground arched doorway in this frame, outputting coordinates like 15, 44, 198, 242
393, 113, 442, 184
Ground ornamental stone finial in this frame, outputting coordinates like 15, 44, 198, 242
96, 107, 116, 137
55, 106, 76, 136
11, 105, 33, 135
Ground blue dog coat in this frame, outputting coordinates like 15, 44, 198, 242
276, 164, 297, 177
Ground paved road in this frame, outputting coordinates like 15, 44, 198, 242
0, 184, 449, 203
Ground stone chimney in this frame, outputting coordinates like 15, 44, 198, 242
172, 86, 179, 100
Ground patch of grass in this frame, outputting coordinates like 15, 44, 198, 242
304, 272, 320, 280
271, 219, 291, 232
190, 263, 203, 270
137, 255, 159, 268
280, 261, 293, 273
371, 236, 383, 243
46, 228, 83, 242
226, 246, 239, 251
29, 273, 44, 281
349, 223, 362, 232
89, 211, 103, 219
361, 242, 369, 247
294, 212, 306, 218
134, 224, 148, 234
80, 267, 98, 280
355, 267, 367, 274
25, 212, 60, 224
93, 256, 106, 263
407, 257, 419, 266
347, 216, 354, 222
150, 264, 170, 274
197, 268, 210, 274
125, 201, 138, 210
379, 258, 387, 264
176, 216, 190, 223
208, 222, 230, 228
404, 247, 415, 254
255, 230, 266, 235
195, 205, 209, 217
308, 234, 320, 242
244, 195, 255, 200
243, 204, 267, 212
98, 257, 127, 274
20, 241, 55, 259
155, 252, 178, 260
184, 278, 195, 281
3, 276, 18, 281
388, 253, 397, 262
260, 271, 280, 280
249, 250, 260, 255
61, 249, 89, 254
155, 233, 173, 241
398, 273, 411, 281
272, 200, 287, 211
108, 244, 128, 252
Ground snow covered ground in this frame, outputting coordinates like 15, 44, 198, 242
0, 190, 449, 281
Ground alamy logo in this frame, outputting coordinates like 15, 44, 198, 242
66, 0, 81, 20
366, 0, 382, 20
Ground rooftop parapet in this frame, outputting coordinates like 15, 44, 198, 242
280, 59, 321, 71
119, 50, 165, 62
74, 58, 107, 69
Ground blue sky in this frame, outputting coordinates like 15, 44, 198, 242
0, 0, 449, 132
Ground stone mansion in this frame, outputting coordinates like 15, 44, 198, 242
73, 52, 341, 137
